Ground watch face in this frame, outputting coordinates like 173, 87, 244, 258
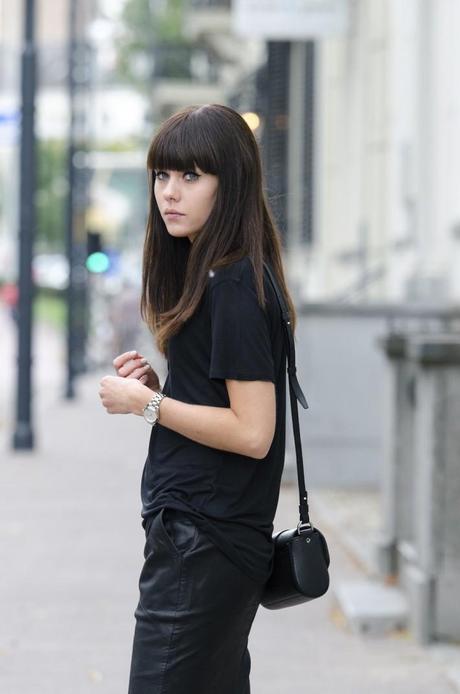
144, 405, 157, 425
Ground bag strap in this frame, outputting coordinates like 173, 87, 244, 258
263, 261, 311, 527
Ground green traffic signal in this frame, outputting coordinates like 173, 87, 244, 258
86, 252, 110, 273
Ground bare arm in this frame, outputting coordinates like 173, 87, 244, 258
102, 351, 277, 459
133, 379, 276, 460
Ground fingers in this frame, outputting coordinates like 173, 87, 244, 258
113, 350, 143, 370
118, 358, 149, 377
126, 364, 151, 380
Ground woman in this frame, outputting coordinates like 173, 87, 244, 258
99, 104, 298, 694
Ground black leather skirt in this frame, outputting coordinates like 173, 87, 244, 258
127, 508, 264, 694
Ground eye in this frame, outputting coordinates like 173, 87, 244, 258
184, 171, 200, 182
154, 170, 168, 181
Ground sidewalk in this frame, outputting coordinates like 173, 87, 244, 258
1, 314, 459, 692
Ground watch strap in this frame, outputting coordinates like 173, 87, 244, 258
143, 391, 165, 423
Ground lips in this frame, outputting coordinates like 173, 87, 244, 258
164, 210, 184, 216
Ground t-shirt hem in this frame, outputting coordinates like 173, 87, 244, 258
209, 372, 276, 383
140, 501, 272, 586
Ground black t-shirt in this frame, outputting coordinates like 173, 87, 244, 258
140, 255, 287, 585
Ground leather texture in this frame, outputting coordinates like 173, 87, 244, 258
128, 508, 265, 694
261, 526, 330, 609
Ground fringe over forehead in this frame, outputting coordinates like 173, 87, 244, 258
147, 105, 222, 176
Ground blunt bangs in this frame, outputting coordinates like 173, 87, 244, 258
147, 107, 220, 176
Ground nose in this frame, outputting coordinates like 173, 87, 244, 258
163, 175, 180, 201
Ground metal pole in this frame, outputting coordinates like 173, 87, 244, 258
65, 0, 77, 399
65, 0, 91, 396
12, 0, 36, 450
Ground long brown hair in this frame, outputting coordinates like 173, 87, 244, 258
140, 104, 297, 356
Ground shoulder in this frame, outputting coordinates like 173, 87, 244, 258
207, 255, 279, 328
207, 255, 256, 292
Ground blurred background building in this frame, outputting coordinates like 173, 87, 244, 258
2, 0, 460, 469
2, 0, 460, 652
3, 1, 458, 302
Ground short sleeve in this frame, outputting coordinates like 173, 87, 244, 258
209, 279, 275, 382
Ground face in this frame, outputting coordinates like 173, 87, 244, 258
153, 167, 218, 244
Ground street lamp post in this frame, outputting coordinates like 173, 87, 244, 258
65, 0, 78, 399
13, 0, 37, 450
65, 0, 92, 399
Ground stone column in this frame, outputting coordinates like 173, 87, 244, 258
376, 332, 416, 578
377, 331, 460, 643
403, 336, 460, 643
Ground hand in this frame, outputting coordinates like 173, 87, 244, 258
99, 375, 152, 415
113, 350, 161, 391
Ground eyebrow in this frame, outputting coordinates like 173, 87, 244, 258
154, 167, 203, 174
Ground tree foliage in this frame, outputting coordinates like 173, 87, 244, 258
36, 140, 67, 251
116, 0, 187, 88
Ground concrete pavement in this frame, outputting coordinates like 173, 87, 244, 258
1, 308, 459, 693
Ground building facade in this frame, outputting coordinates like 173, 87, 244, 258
310, 0, 460, 304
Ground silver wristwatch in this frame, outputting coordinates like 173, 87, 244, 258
143, 391, 166, 426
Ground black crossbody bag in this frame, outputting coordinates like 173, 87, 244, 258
261, 262, 330, 610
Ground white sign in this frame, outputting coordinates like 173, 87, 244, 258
232, 0, 349, 40
0, 110, 19, 145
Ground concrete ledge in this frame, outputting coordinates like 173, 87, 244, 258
334, 580, 409, 637
299, 301, 460, 319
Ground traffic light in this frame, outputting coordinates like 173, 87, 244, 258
86, 231, 110, 273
